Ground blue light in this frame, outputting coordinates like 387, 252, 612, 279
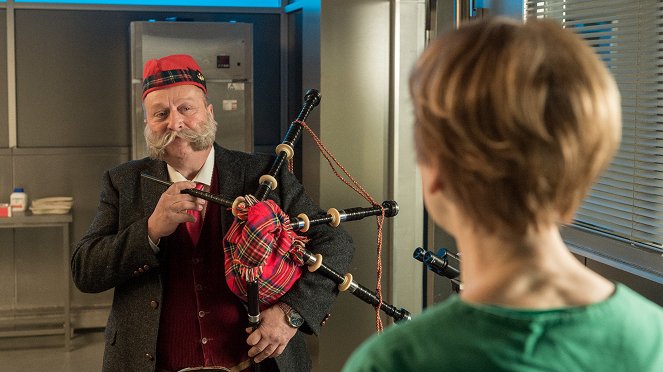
13, 0, 281, 7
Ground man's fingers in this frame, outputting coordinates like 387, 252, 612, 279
271, 344, 286, 358
246, 328, 261, 347
171, 199, 202, 214
246, 329, 279, 362
248, 341, 269, 357
148, 182, 203, 240
169, 181, 197, 193
254, 344, 278, 363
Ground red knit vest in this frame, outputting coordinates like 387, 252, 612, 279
156, 169, 250, 370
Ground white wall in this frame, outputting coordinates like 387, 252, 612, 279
300, 1, 425, 370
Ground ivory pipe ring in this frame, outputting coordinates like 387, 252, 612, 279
276, 144, 295, 160
259, 174, 278, 191
338, 273, 353, 292
327, 208, 341, 227
297, 213, 310, 232
308, 253, 323, 272
231, 196, 246, 218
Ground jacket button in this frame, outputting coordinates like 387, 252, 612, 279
143, 264, 150, 271
150, 300, 159, 309
145, 353, 154, 361
320, 313, 331, 327
132, 271, 139, 277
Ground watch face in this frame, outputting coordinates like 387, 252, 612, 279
288, 311, 304, 328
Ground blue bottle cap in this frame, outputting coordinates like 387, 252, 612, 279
13, 187, 24, 192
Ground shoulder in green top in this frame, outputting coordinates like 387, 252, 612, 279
342, 283, 663, 372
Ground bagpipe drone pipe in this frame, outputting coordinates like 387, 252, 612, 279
413, 247, 462, 293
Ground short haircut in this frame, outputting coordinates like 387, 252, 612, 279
410, 17, 622, 239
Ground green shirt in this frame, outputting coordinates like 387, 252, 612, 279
343, 283, 663, 371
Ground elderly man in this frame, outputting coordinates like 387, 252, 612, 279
72, 54, 353, 372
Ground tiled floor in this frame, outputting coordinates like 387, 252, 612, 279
0, 330, 105, 372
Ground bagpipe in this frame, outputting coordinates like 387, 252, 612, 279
413, 247, 462, 293
142, 89, 411, 338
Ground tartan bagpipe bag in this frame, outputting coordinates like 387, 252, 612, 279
223, 195, 308, 307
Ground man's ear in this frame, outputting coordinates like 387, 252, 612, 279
207, 103, 214, 116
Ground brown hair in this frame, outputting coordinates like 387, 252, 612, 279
410, 17, 621, 239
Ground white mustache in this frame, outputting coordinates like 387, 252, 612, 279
144, 114, 218, 159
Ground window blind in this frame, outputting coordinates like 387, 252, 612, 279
526, 0, 663, 253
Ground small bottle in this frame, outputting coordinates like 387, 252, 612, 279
10, 187, 28, 213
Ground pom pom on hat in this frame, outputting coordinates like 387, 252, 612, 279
142, 54, 207, 99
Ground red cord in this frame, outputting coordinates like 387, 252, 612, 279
295, 120, 386, 332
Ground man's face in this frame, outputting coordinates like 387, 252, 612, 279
143, 84, 216, 160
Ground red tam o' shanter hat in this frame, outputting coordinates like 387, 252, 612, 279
142, 54, 207, 100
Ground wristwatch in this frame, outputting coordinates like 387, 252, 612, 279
278, 302, 304, 328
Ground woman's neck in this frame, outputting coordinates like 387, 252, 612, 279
456, 225, 614, 309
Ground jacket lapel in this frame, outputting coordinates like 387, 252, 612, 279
141, 160, 169, 218
214, 144, 246, 231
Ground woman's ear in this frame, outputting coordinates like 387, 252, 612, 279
430, 171, 444, 194
419, 161, 444, 196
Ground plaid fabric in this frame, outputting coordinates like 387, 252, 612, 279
223, 196, 308, 306
142, 68, 206, 95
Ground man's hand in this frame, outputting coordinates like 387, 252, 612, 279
147, 181, 205, 242
246, 304, 298, 363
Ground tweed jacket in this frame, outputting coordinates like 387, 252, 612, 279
72, 144, 354, 372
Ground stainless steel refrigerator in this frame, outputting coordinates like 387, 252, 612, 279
130, 21, 253, 160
